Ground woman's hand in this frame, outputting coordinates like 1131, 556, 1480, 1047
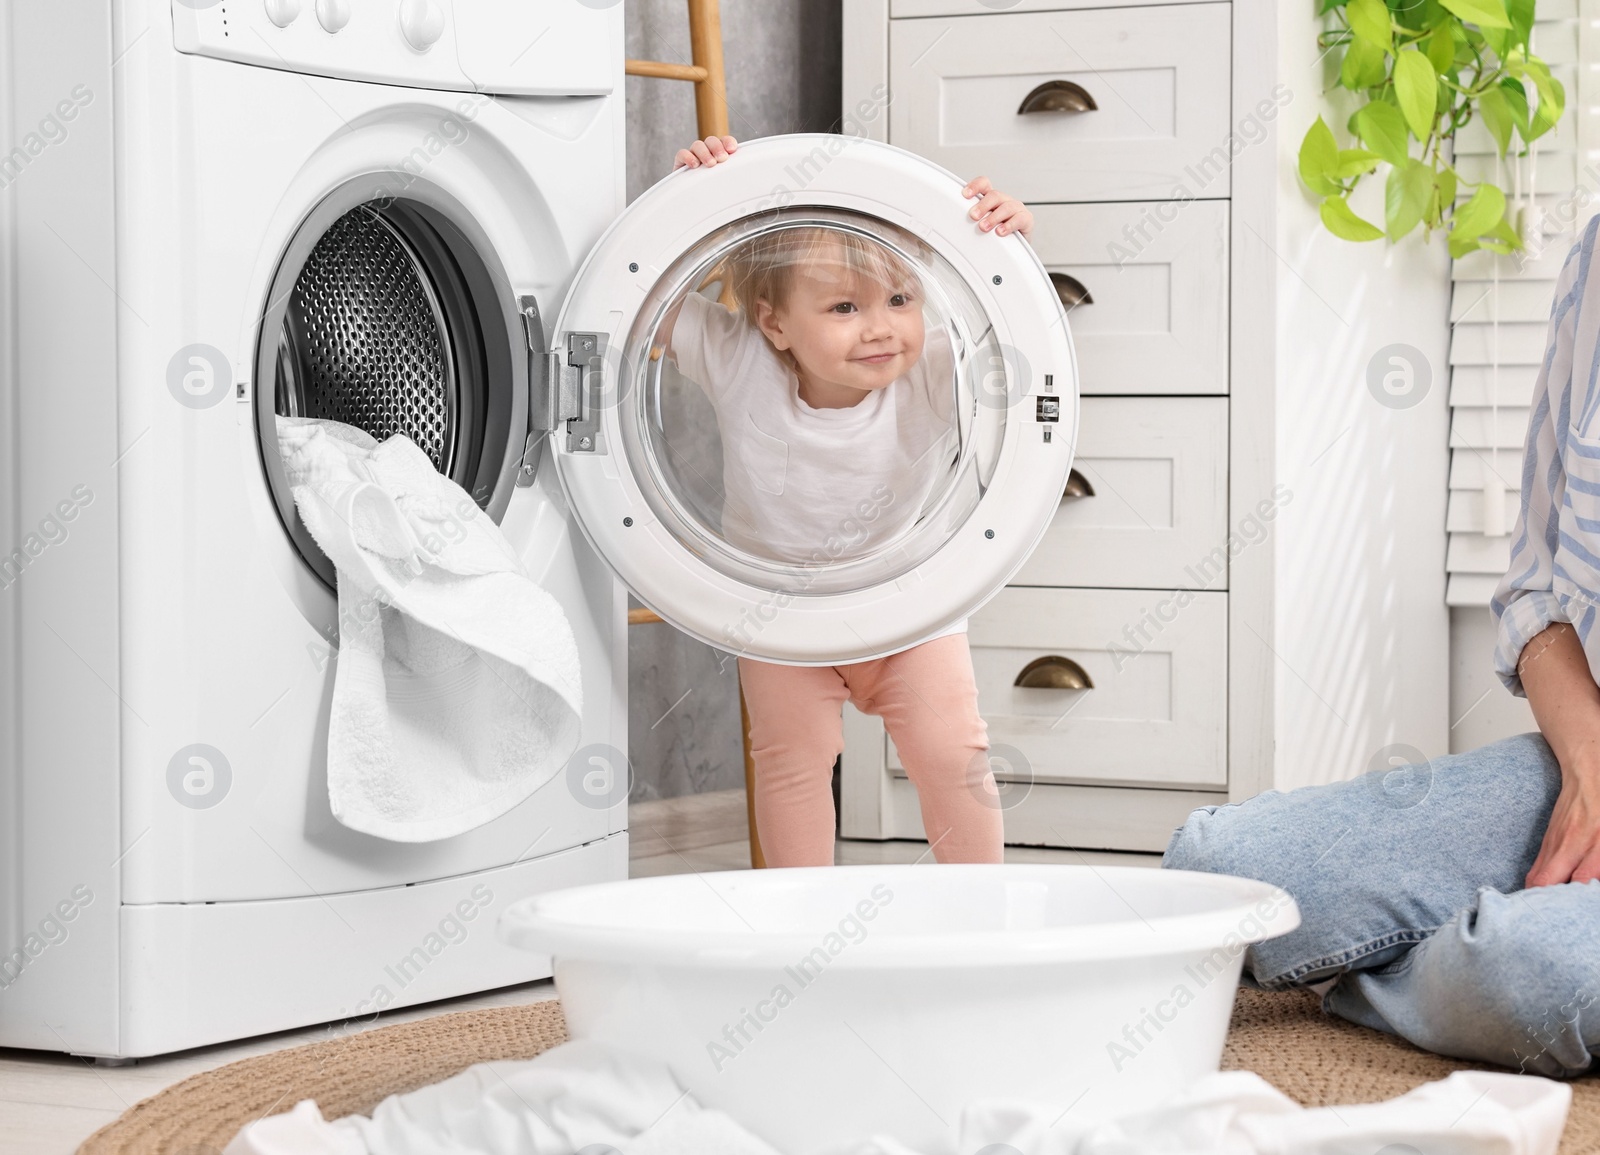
674, 135, 739, 170
1517, 621, 1600, 885
1527, 759, 1600, 886
962, 176, 1033, 238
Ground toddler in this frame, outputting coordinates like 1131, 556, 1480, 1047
664, 134, 1034, 867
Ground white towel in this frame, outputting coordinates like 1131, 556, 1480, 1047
223, 1034, 1572, 1155
277, 417, 582, 842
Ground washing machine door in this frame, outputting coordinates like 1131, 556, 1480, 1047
538, 134, 1078, 665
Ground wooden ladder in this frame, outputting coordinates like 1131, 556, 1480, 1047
624, 2, 765, 869
624, 0, 730, 139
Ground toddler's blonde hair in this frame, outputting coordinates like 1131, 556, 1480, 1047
717, 225, 922, 323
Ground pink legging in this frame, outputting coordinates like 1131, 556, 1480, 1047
737, 633, 1003, 867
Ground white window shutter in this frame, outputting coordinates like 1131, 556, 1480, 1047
1446, 0, 1596, 606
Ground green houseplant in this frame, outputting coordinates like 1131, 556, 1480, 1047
1300, 0, 1565, 256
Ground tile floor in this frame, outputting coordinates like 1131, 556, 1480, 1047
0, 789, 1159, 1153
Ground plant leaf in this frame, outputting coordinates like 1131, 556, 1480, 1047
1318, 0, 1346, 13
1434, 165, 1458, 208
1348, 0, 1394, 51
1337, 147, 1384, 177
1505, 0, 1535, 47
1451, 182, 1508, 255
1527, 63, 1566, 139
1353, 100, 1411, 166
1477, 215, 1523, 253
1423, 27, 1456, 74
1425, 165, 1458, 227
1340, 36, 1390, 89
1501, 77, 1532, 136
1393, 49, 1438, 139
1393, 0, 1433, 31
1386, 158, 1433, 239
1478, 84, 1513, 154
1438, 0, 1511, 27
1322, 195, 1386, 241
1299, 116, 1343, 195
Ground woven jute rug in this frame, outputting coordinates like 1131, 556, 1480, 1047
1222, 989, 1600, 1154
79, 988, 1600, 1154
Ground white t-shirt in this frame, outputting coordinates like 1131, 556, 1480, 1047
669, 292, 969, 639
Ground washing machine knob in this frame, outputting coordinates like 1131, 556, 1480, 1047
263, 0, 301, 27
398, 0, 446, 51
315, 0, 351, 33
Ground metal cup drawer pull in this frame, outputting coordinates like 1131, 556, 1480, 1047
1016, 79, 1098, 115
1049, 272, 1093, 310
1062, 468, 1094, 500
1013, 655, 1094, 690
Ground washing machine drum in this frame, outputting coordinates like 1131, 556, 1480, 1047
258, 196, 517, 589
280, 209, 457, 471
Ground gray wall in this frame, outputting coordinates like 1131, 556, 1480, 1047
624, 0, 843, 202
623, 0, 841, 801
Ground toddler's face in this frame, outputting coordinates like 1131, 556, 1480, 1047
755, 250, 925, 396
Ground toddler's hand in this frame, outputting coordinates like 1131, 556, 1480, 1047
962, 177, 1033, 238
674, 135, 739, 170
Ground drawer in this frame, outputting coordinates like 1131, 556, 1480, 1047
1033, 201, 1229, 395
888, 587, 1227, 788
1014, 397, 1228, 589
888, 5, 1233, 203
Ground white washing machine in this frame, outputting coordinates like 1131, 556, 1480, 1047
1, 0, 630, 1059
0, 1, 1077, 1060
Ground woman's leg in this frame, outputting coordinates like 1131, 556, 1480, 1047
1162, 732, 1562, 987
736, 656, 850, 867
845, 634, 1003, 864
1327, 880, 1600, 1076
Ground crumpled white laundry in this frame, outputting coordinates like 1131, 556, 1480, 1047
222, 1034, 1572, 1155
276, 416, 582, 842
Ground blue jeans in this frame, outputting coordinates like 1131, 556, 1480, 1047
1162, 732, 1600, 1077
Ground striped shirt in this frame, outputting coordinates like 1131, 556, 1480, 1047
1493, 215, 1600, 694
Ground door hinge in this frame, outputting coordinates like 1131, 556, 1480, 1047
522, 296, 566, 433
518, 296, 549, 487
563, 332, 603, 454
530, 332, 603, 444
520, 296, 605, 485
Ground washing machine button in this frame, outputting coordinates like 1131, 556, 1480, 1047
398, 0, 446, 51
315, 0, 351, 33
263, 0, 301, 27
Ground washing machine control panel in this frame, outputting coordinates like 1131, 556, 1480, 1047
171, 0, 619, 96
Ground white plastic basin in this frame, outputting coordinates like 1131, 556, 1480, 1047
499, 864, 1299, 1154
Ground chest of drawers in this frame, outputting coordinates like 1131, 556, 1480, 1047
839, 0, 1451, 850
